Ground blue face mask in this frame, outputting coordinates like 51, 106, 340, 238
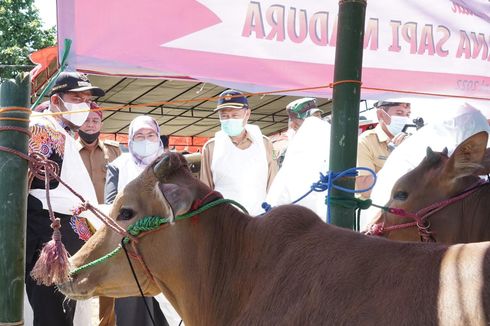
220, 118, 244, 136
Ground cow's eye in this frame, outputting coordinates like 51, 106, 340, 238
117, 208, 135, 221
393, 191, 409, 201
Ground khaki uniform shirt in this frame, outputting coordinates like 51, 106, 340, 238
357, 124, 391, 176
77, 139, 121, 204
200, 132, 278, 191
271, 134, 289, 168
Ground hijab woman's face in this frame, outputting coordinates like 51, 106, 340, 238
132, 128, 159, 142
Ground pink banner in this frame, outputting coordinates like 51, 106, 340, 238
57, 0, 490, 99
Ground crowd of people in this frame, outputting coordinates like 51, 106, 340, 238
25, 72, 490, 326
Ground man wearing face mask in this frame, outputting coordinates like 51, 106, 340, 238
77, 102, 121, 204
26, 72, 103, 326
266, 98, 331, 220
200, 89, 278, 216
356, 100, 411, 199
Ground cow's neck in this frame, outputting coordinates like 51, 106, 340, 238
150, 203, 254, 326
431, 183, 490, 244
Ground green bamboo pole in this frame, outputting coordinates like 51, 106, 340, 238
0, 74, 31, 324
328, 0, 367, 229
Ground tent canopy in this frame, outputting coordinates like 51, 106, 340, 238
88, 75, 333, 137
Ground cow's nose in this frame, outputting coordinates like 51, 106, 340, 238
57, 279, 74, 295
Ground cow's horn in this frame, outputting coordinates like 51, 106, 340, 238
426, 146, 435, 158
154, 154, 173, 180
427, 147, 441, 163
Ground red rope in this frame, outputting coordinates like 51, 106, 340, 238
369, 180, 488, 241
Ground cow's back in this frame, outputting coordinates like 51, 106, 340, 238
234, 205, 490, 325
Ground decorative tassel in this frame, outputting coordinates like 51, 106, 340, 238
30, 218, 71, 286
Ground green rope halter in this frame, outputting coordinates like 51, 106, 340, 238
70, 198, 247, 276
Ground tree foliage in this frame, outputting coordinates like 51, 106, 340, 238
0, 0, 56, 79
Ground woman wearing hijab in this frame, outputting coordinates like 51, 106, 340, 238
105, 115, 164, 203
103, 115, 168, 326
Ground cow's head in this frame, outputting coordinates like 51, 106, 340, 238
59, 152, 207, 299
373, 131, 490, 241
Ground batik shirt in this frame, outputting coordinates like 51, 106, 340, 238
29, 116, 66, 191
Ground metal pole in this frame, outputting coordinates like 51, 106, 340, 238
328, 0, 367, 229
0, 74, 31, 324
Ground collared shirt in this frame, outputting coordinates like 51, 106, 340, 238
357, 124, 391, 176
200, 130, 278, 191
77, 138, 121, 204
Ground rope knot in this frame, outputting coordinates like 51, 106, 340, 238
366, 223, 384, 236
50, 217, 61, 230
52, 228, 62, 242
72, 201, 89, 215
358, 198, 372, 210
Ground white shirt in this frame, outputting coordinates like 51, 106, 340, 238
267, 117, 331, 221
211, 124, 268, 216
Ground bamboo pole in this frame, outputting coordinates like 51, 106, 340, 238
0, 74, 31, 325
328, 0, 367, 229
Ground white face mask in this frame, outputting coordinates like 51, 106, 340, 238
220, 118, 245, 137
131, 140, 161, 157
59, 98, 90, 127
387, 115, 411, 136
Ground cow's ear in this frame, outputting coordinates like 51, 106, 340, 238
476, 148, 490, 175
158, 183, 194, 216
154, 153, 184, 181
445, 131, 488, 178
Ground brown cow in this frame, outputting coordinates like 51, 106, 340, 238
59, 152, 490, 325
370, 131, 490, 244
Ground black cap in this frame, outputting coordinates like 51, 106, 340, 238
50, 72, 105, 97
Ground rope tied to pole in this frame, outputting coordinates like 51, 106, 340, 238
261, 167, 377, 227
